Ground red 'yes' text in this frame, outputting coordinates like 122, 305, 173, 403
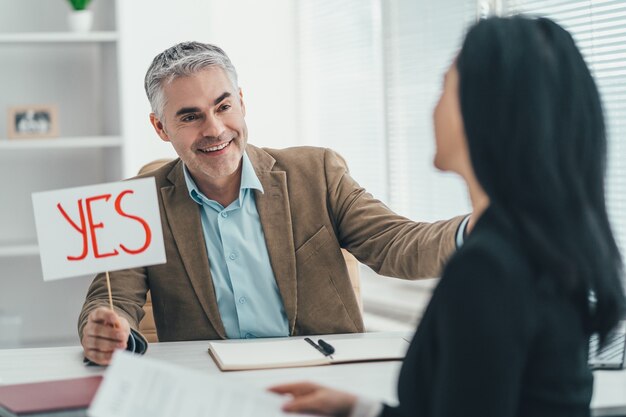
56, 190, 152, 261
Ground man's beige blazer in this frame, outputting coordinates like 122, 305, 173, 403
78, 145, 463, 342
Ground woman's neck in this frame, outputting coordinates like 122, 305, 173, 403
462, 169, 490, 233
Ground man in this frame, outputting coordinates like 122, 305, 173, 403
79, 42, 469, 365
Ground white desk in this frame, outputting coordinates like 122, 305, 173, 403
0, 333, 624, 415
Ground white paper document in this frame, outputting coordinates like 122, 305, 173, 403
88, 351, 291, 417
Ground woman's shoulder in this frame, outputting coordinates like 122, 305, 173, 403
438, 206, 535, 302
426, 211, 539, 341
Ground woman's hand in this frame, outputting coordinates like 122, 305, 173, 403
270, 382, 357, 416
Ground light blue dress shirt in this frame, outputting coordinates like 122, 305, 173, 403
456, 215, 471, 248
183, 153, 289, 339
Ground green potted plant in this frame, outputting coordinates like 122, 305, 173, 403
66, 0, 94, 32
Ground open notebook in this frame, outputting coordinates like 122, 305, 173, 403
208, 335, 411, 371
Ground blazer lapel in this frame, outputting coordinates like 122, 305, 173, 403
162, 162, 226, 338
248, 146, 298, 334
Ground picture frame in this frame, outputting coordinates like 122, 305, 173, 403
7, 105, 59, 139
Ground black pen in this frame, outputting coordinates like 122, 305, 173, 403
318, 339, 335, 355
305, 337, 330, 356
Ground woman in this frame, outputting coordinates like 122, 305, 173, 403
271, 16, 625, 417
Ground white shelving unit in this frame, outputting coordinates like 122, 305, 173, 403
0, 136, 123, 150
0, 32, 118, 43
0, 0, 123, 348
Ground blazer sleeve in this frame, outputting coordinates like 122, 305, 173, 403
323, 147, 464, 279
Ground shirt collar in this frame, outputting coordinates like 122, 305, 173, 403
183, 151, 264, 205
240, 151, 264, 193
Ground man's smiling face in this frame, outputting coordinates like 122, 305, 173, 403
151, 66, 248, 187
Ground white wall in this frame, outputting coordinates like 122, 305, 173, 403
117, 0, 298, 177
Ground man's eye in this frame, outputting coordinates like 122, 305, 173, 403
218, 104, 231, 112
181, 114, 198, 122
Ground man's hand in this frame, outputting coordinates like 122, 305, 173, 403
269, 382, 357, 416
81, 307, 131, 365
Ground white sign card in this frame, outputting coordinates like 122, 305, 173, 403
32, 177, 166, 281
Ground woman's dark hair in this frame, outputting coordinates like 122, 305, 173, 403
457, 16, 624, 342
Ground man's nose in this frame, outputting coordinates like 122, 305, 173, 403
200, 113, 226, 138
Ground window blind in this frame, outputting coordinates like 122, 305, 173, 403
297, 0, 476, 219
296, 0, 387, 200
506, 0, 626, 280
383, 0, 476, 220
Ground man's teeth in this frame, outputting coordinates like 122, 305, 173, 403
201, 141, 230, 152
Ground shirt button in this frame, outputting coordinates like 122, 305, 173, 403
238, 296, 246, 304
229, 253, 237, 260
221, 211, 228, 218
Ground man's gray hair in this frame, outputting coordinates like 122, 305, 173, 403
144, 41, 239, 119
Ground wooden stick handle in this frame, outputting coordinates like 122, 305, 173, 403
105, 270, 114, 311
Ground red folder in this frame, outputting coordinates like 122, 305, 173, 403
0, 375, 102, 415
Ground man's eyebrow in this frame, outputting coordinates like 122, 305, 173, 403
214, 92, 231, 105
173, 92, 232, 117
175, 107, 201, 117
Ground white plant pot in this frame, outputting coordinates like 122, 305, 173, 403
68, 10, 94, 32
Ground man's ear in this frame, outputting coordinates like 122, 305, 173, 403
149, 113, 170, 142
239, 88, 246, 117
